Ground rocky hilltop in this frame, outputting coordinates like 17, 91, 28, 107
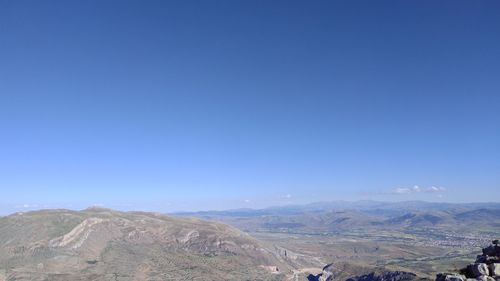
0, 208, 290, 281
436, 240, 500, 281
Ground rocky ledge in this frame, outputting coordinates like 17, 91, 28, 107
437, 240, 500, 281
308, 263, 422, 281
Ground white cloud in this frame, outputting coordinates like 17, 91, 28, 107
393, 187, 411, 194
244, 199, 250, 203
389, 185, 447, 195
17, 204, 39, 209
90, 203, 104, 208
428, 186, 446, 192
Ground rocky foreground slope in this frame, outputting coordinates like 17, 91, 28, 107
0, 208, 290, 281
436, 240, 500, 281
306, 262, 427, 281
309, 240, 500, 281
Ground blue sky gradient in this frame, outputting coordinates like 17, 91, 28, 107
1, 0, 499, 213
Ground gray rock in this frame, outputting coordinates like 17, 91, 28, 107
490, 264, 500, 277
447, 275, 466, 281
346, 271, 417, 281
475, 276, 495, 281
468, 263, 490, 277
477, 255, 488, 263
483, 245, 500, 257
437, 273, 466, 281
318, 263, 334, 281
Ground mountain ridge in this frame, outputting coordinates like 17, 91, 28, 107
0, 208, 291, 281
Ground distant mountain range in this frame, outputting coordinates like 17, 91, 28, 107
177, 200, 500, 216
175, 200, 500, 234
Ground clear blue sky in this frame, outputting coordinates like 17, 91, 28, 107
1, 0, 499, 213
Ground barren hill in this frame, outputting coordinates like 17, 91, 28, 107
0, 208, 290, 281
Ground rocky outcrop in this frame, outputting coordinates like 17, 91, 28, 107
308, 264, 419, 281
436, 273, 466, 281
477, 240, 500, 264
436, 240, 500, 281
307, 263, 335, 281
319, 263, 335, 281
346, 271, 419, 281
489, 264, 500, 277
468, 264, 490, 278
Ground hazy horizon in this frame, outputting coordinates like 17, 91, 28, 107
1, 1, 499, 214
3, 198, 500, 217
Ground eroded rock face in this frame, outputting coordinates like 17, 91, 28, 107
49, 218, 106, 248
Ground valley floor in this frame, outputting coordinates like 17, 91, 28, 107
250, 229, 494, 279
